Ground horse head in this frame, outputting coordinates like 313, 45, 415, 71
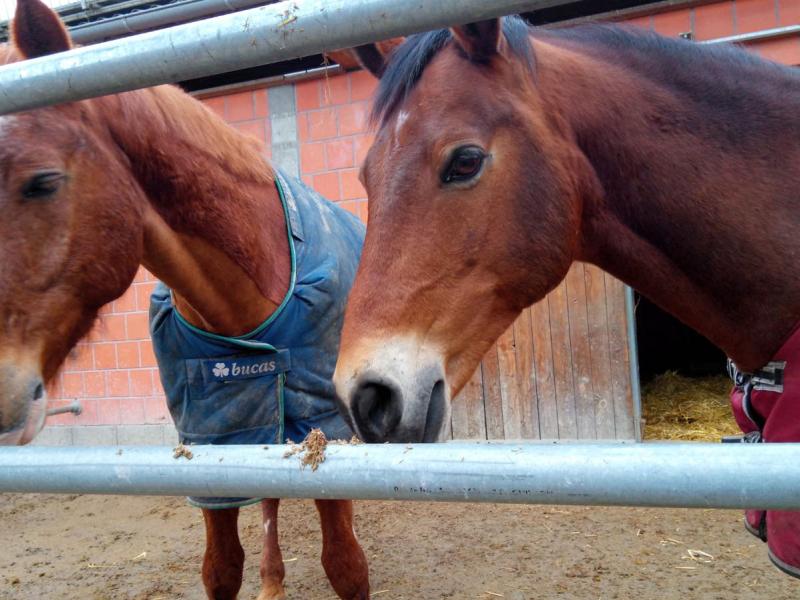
334, 17, 600, 442
0, 0, 146, 444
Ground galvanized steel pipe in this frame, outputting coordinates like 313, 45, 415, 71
68, 0, 277, 44
1, 442, 799, 508
0, 0, 568, 114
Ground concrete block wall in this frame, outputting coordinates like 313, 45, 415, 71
39, 0, 798, 444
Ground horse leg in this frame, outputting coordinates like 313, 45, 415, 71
201, 507, 245, 600
315, 499, 370, 600
256, 499, 287, 600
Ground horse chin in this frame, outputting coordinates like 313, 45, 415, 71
20, 396, 47, 444
0, 394, 48, 446
0, 428, 26, 446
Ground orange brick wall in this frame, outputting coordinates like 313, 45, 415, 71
45, 0, 798, 429
45, 268, 167, 427
295, 70, 375, 221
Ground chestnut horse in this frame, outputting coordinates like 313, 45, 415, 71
0, 0, 369, 598
333, 15, 800, 576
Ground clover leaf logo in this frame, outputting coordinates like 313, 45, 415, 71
212, 362, 230, 378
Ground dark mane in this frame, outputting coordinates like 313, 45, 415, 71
551, 22, 798, 84
373, 18, 799, 127
549, 23, 800, 131
372, 15, 535, 125
552, 22, 791, 71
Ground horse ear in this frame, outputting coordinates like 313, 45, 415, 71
350, 38, 403, 79
12, 0, 73, 59
324, 39, 402, 79
325, 49, 363, 71
352, 44, 389, 78
450, 19, 500, 62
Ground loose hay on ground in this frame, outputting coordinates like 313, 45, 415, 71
642, 372, 740, 441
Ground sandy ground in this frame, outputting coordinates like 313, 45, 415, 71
1, 493, 798, 599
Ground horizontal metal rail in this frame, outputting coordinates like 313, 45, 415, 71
190, 63, 342, 98
68, 0, 281, 44
1, 442, 799, 508
0, 0, 568, 115
701, 24, 800, 46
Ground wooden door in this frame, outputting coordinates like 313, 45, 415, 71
449, 264, 637, 441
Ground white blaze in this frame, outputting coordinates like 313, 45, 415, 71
0, 116, 16, 136
394, 110, 410, 137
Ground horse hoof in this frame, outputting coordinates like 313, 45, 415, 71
256, 584, 287, 600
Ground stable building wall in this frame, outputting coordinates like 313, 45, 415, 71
35, 0, 800, 445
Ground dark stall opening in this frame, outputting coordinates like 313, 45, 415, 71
634, 293, 727, 382
633, 293, 737, 441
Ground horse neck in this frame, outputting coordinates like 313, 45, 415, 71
537, 34, 800, 370
98, 86, 290, 335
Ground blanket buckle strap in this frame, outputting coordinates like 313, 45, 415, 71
725, 358, 787, 435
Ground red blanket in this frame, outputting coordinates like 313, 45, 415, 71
730, 325, 800, 578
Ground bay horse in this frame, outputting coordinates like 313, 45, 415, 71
333, 17, 800, 576
0, 0, 369, 598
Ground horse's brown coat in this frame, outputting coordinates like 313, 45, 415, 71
335, 18, 800, 441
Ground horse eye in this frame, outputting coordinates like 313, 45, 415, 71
21, 171, 66, 200
441, 146, 486, 184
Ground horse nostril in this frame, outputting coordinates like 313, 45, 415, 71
353, 381, 402, 441
33, 383, 44, 402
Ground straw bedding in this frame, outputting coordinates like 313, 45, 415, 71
642, 372, 740, 441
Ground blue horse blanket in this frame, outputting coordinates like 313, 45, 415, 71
149, 170, 365, 509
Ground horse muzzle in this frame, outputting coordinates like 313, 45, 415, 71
334, 337, 451, 443
0, 364, 47, 446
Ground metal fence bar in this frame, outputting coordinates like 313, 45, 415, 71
68, 0, 276, 44
0, 0, 568, 114
624, 286, 643, 441
1, 442, 799, 508
700, 24, 800, 46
